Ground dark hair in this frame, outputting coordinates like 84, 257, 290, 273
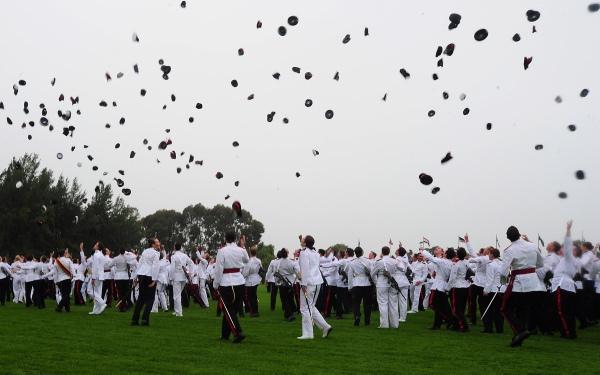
147, 238, 156, 248
97, 241, 105, 251
490, 248, 500, 259
175, 243, 182, 251
318, 249, 325, 256
119, 248, 126, 255
582, 242, 593, 251
281, 248, 288, 259
381, 246, 390, 256
225, 232, 236, 243
40, 256, 47, 262
354, 247, 364, 257
446, 248, 456, 260
506, 226, 520, 242
346, 248, 354, 257
276, 249, 285, 259
26, 254, 33, 261
548, 241, 561, 253
304, 235, 315, 249
250, 248, 257, 256
397, 247, 407, 257
457, 247, 466, 260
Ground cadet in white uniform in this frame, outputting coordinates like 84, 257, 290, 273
11, 256, 25, 304
213, 232, 249, 343
482, 248, 505, 333
151, 250, 170, 313
421, 247, 455, 329
242, 247, 262, 317
53, 249, 76, 312
195, 249, 210, 308
170, 243, 195, 317
0, 257, 12, 305
371, 246, 401, 329
549, 221, 577, 339
85, 242, 111, 315
347, 247, 373, 326
409, 253, 428, 313
466, 235, 490, 324
395, 248, 411, 323
112, 249, 133, 312
297, 235, 333, 339
131, 238, 161, 326
448, 248, 471, 332
500, 225, 545, 347
273, 249, 299, 321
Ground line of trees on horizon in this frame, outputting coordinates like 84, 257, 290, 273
0, 154, 270, 264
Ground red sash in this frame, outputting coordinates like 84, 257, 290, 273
223, 268, 240, 274
55, 258, 73, 278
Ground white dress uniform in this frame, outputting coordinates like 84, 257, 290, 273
500, 239, 544, 292
395, 255, 410, 322
170, 250, 195, 317
152, 257, 170, 312
370, 256, 401, 328
298, 247, 332, 339
485, 259, 507, 294
195, 251, 210, 307
409, 260, 428, 313
10, 260, 25, 303
87, 249, 113, 315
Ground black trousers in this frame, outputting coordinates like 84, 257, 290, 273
56, 279, 71, 311
575, 289, 589, 328
501, 291, 533, 335
219, 284, 244, 339
351, 286, 373, 325
269, 282, 278, 311
102, 279, 113, 306
335, 287, 347, 317
528, 291, 550, 333
554, 288, 577, 338
468, 285, 484, 324
279, 285, 296, 319
582, 280, 596, 321
74, 280, 85, 305
132, 276, 156, 324
481, 292, 504, 333
0, 278, 9, 305
115, 279, 130, 311
431, 290, 453, 328
244, 285, 259, 315
451, 288, 469, 331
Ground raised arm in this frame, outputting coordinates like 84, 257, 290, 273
563, 220, 574, 264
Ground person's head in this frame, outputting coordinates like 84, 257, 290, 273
40, 256, 47, 263
148, 238, 160, 249
318, 249, 325, 256
304, 235, 315, 249
574, 245, 583, 258
119, 248, 126, 255
250, 247, 257, 257
547, 241, 561, 254
354, 247, 364, 257
368, 251, 377, 259
417, 253, 424, 262
381, 246, 390, 256
63, 248, 70, 257
433, 246, 444, 258
175, 243, 182, 251
26, 254, 33, 261
104, 248, 111, 256
582, 242, 594, 252
445, 248, 456, 260
346, 248, 354, 258
457, 247, 467, 260
506, 226, 521, 242
489, 248, 500, 259
281, 248, 289, 259
397, 247, 407, 257
482, 247, 491, 256
225, 232, 236, 244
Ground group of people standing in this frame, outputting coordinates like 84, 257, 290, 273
1, 221, 599, 348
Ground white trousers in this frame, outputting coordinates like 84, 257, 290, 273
173, 280, 186, 316
299, 284, 330, 338
423, 283, 432, 308
199, 278, 209, 307
398, 286, 408, 321
91, 280, 106, 314
13, 278, 24, 303
376, 286, 399, 328
152, 282, 168, 312
411, 284, 422, 312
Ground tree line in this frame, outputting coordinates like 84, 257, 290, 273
0, 154, 269, 264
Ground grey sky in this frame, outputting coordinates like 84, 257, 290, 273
1, 1, 599, 252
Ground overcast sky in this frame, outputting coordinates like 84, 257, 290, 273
1, 1, 599, 252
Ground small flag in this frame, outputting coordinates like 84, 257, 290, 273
495, 235, 500, 249
538, 235, 545, 247
388, 238, 393, 246
422, 237, 430, 246
458, 236, 465, 243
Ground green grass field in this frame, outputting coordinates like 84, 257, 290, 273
1, 286, 599, 375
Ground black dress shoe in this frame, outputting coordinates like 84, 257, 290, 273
232, 334, 246, 344
510, 331, 531, 347
354, 319, 360, 326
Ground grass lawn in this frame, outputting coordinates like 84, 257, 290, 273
1, 286, 599, 375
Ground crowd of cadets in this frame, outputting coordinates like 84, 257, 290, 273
1, 221, 599, 346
